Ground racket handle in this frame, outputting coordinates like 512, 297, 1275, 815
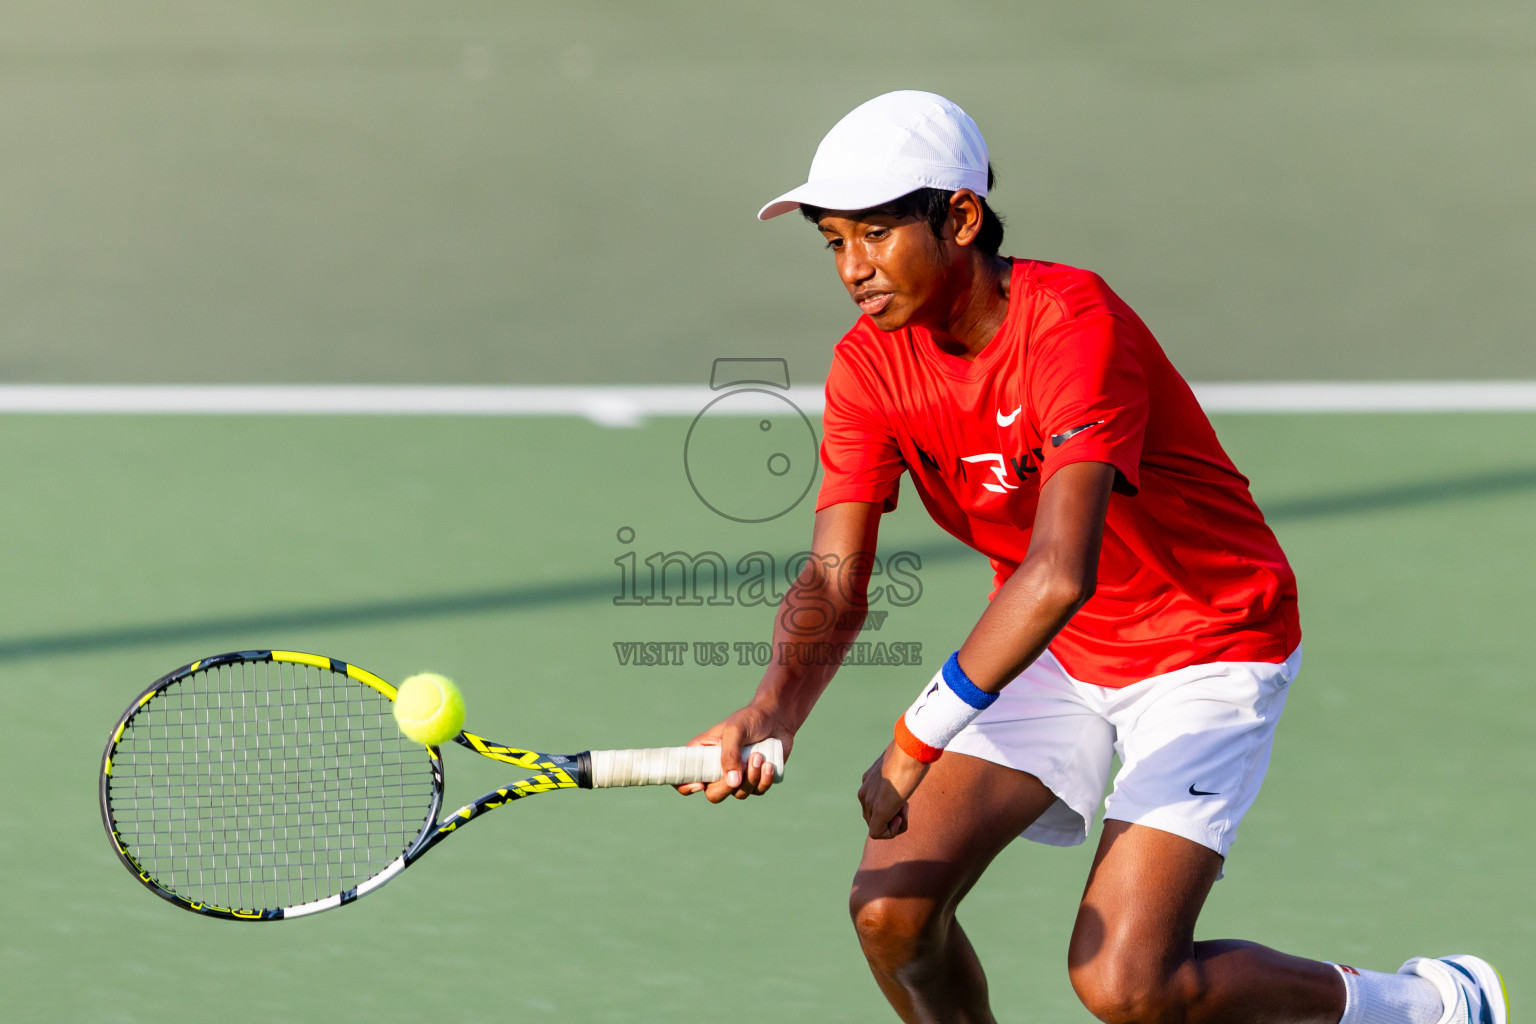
588, 739, 785, 789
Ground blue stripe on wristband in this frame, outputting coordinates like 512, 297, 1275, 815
941, 651, 997, 710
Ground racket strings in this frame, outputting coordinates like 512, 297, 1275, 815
106, 660, 436, 913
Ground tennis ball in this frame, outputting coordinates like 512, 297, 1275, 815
393, 672, 466, 746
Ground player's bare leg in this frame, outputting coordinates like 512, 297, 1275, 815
1068, 821, 1343, 1024
849, 751, 1059, 1024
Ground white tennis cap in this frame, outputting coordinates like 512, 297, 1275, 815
757, 90, 989, 221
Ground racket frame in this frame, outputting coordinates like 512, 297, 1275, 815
100, 650, 449, 920
99, 650, 700, 921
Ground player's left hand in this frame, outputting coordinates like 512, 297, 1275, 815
858, 741, 930, 839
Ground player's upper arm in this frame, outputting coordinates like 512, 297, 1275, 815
1027, 461, 1117, 602
1029, 313, 1148, 495
816, 348, 905, 512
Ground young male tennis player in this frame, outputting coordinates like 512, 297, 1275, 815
678, 91, 1504, 1024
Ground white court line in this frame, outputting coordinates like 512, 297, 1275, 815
0, 383, 1533, 425
1192, 381, 1536, 413
0, 385, 820, 427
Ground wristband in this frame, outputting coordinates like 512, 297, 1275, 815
892, 652, 998, 763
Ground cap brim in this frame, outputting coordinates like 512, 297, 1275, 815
757, 177, 921, 221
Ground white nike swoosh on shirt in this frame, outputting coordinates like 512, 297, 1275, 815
996, 406, 1022, 427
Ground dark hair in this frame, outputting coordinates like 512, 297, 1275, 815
800, 165, 1005, 255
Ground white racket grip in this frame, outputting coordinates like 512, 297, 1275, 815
589, 739, 785, 789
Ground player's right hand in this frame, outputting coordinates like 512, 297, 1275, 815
858, 740, 929, 839
676, 703, 795, 803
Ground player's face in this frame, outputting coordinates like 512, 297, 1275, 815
816, 209, 958, 332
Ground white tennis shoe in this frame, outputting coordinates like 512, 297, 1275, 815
1400, 955, 1507, 1024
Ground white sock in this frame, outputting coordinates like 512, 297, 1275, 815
1332, 963, 1447, 1024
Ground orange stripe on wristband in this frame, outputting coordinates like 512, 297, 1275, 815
894, 716, 944, 763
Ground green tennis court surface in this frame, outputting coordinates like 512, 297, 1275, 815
0, 412, 1529, 1022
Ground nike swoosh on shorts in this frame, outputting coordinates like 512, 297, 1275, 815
1050, 420, 1105, 447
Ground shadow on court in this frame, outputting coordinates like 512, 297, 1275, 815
4, 465, 1533, 665
1257, 465, 1536, 522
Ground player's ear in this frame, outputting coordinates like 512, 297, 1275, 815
949, 189, 984, 248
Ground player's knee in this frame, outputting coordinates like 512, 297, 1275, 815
1068, 956, 1185, 1024
848, 892, 944, 969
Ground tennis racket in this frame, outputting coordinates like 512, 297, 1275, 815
99, 649, 784, 921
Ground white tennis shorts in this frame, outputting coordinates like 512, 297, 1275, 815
945, 645, 1301, 860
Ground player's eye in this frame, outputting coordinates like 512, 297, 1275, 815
822, 237, 843, 250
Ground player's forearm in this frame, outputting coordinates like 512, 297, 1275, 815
956, 554, 1092, 692
746, 558, 872, 732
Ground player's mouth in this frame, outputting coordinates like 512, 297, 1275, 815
856, 291, 894, 316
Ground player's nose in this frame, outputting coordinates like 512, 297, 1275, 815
837, 245, 875, 290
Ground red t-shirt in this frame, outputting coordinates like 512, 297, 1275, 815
817, 258, 1300, 687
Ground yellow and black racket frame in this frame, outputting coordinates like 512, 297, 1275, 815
100, 649, 594, 921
